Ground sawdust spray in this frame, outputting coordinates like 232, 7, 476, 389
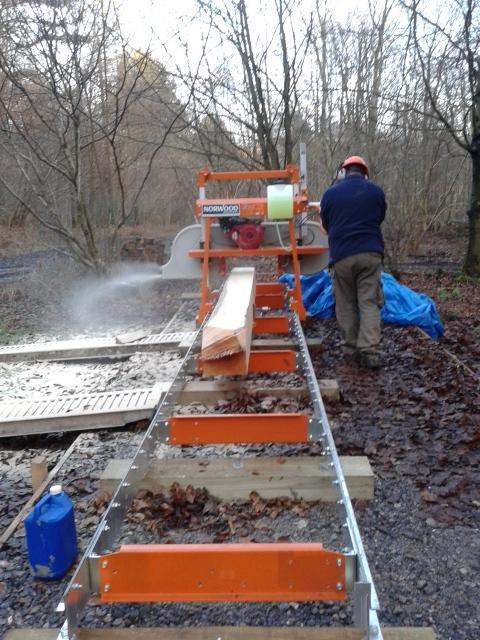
68, 262, 163, 331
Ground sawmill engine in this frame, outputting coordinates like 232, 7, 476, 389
219, 217, 265, 250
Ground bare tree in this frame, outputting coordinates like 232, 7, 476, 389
401, 0, 480, 275
0, 0, 193, 272
179, 0, 313, 170
0, 0, 472, 272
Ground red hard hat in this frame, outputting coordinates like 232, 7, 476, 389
341, 155, 369, 176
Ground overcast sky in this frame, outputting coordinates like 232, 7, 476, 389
117, 0, 376, 54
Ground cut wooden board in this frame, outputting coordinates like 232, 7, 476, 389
4, 626, 437, 639
201, 267, 256, 375
251, 337, 323, 351
100, 456, 374, 501
115, 330, 148, 344
180, 336, 324, 357
177, 380, 308, 403
30, 456, 48, 492
0, 332, 195, 363
177, 379, 339, 403
180, 291, 202, 300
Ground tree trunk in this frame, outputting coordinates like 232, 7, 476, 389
8, 202, 28, 227
464, 150, 480, 276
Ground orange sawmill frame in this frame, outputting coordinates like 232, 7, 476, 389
193, 166, 324, 323
98, 543, 347, 603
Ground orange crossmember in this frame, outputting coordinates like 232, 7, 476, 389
199, 350, 295, 376
249, 349, 296, 372
253, 315, 289, 334
167, 413, 309, 444
189, 246, 327, 258
98, 543, 346, 603
255, 293, 285, 309
256, 283, 285, 295
196, 166, 300, 186
199, 349, 296, 376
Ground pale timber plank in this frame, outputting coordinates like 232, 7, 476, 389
30, 456, 48, 493
115, 330, 149, 344
251, 337, 323, 351
179, 336, 324, 356
3, 626, 436, 640
0, 332, 195, 363
100, 456, 374, 501
177, 380, 339, 403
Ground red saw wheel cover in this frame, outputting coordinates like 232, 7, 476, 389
230, 223, 264, 249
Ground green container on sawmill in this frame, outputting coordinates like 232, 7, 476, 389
267, 184, 294, 220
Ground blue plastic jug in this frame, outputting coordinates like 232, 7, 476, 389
24, 484, 77, 580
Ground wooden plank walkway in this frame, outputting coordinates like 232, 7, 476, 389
0, 385, 169, 437
0, 332, 196, 362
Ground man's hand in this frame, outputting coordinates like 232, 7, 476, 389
306, 201, 320, 214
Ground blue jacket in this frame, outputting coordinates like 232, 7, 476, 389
320, 174, 386, 264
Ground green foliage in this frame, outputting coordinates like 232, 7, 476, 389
437, 286, 461, 302
452, 270, 480, 285
0, 323, 25, 345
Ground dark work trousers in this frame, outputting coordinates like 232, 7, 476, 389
332, 252, 383, 355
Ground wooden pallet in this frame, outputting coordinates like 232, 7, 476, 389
0, 385, 168, 437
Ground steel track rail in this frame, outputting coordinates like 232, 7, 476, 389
291, 313, 383, 640
56, 319, 206, 640
56, 310, 383, 640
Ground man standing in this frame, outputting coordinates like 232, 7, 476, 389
320, 156, 386, 369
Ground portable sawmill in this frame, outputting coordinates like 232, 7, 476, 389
160, 162, 329, 322
57, 164, 386, 640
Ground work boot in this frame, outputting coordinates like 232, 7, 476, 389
342, 345, 360, 365
360, 351, 381, 370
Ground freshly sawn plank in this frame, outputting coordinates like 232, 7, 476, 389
200, 267, 256, 375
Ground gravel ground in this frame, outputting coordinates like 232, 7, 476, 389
0, 292, 198, 401
0, 273, 479, 639
0, 352, 181, 402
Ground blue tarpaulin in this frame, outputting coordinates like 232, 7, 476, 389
279, 271, 444, 339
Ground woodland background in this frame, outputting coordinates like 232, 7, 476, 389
0, 0, 478, 274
